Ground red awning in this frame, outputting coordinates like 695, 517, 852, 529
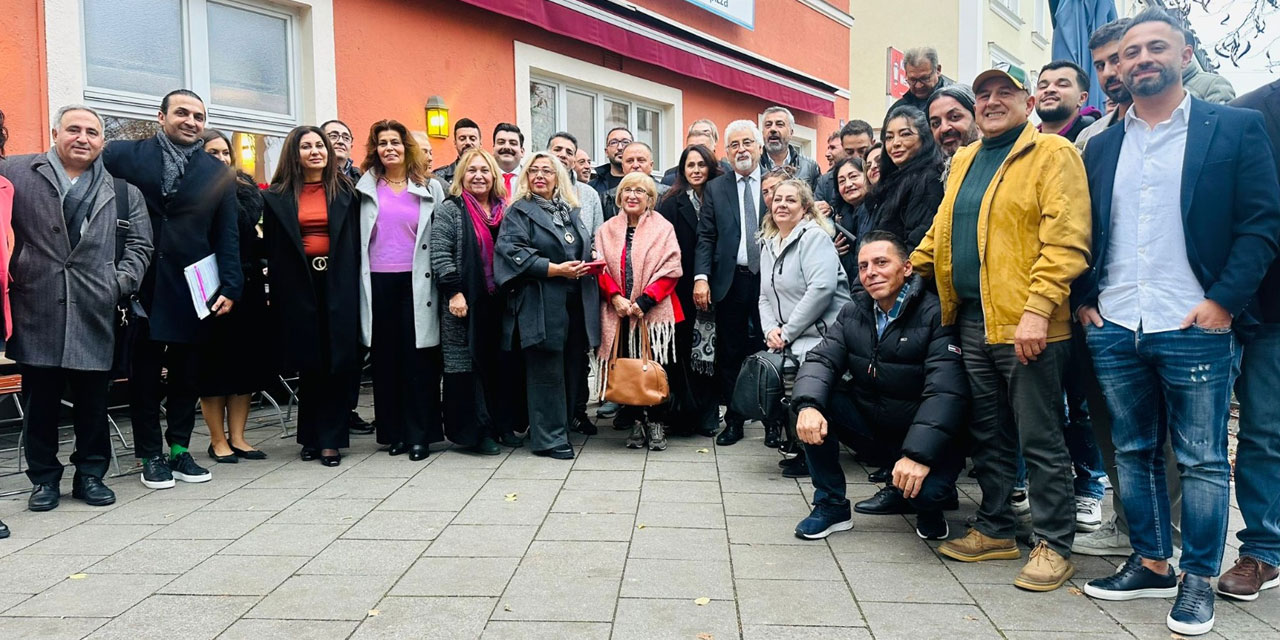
459, 0, 836, 118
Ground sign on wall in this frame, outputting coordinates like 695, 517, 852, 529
685, 0, 754, 30
886, 47, 908, 99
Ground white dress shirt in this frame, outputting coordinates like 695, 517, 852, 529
735, 166, 763, 267
1098, 91, 1204, 333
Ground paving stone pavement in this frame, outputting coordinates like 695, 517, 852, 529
0, 396, 1275, 639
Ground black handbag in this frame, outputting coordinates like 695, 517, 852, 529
729, 348, 799, 423
109, 178, 146, 380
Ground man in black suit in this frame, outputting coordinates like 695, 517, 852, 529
104, 89, 242, 491
693, 120, 766, 445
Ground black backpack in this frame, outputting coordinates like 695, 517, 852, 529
729, 348, 798, 423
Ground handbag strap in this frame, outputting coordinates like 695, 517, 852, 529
610, 318, 623, 361
637, 318, 653, 361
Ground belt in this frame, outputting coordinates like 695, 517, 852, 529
310, 256, 329, 272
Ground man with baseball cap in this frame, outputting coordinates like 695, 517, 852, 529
911, 62, 1092, 592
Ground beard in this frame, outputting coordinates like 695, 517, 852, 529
1102, 80, 1132, 105
764, 137, 785, 154
1036, 103, 1076, 122
1126, 64, 1179, 97
733, 156, 755, 173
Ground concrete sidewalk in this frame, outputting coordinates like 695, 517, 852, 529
0, 398, 1275, 639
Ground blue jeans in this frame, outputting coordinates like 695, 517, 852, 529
1086, 320, 1239, 578
1234, 323, 1280, 568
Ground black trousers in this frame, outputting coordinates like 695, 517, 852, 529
804, 390, 961, 511
525, 292, 588, 451
130, 329, 199, 459
715, 268, 763, 427
444, 292, 520, 446
21, 365, 112, 484
370, 272, 443, 447
297, 266, 357, 451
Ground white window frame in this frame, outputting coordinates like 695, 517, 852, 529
515, 41, 682, 171
989, 0, 1023, 29
531, 76, 667, 168
47, 0, 338, 136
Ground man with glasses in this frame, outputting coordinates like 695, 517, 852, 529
322, 120, 360, 182
589, 127, 633, 220
693, 120, 768, 446
890, 47, 952, 114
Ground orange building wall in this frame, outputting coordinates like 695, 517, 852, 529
0, 1, 49, 155
333, 0, 847, 168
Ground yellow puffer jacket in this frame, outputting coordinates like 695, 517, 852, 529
911, 124, 1091, 345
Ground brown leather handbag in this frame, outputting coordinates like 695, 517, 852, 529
603, 319, 670, 407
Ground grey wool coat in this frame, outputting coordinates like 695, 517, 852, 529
0, 153, 153, 371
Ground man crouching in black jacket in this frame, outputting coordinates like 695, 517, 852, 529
790, 231, 968, 541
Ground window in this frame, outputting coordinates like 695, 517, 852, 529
101, 114, 283, 183
989, 0, 1023, 28
82, 0, 299, 134
1032, 0, 1050, 47
529, 77, 664, 173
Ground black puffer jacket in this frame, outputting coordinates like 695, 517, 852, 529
790, 275, 967, 465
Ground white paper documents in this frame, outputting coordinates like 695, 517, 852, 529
183, 254, 221, 320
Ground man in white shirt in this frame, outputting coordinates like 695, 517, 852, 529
1074, 9, 1280, 636
693, 120, 766, 446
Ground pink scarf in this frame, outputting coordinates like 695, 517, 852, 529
594, 210, 682, 393
462, 192, 504, 292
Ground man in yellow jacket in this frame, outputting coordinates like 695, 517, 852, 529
911, 64, 1091, 592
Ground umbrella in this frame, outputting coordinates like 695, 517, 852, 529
1051, 0, 1119, 111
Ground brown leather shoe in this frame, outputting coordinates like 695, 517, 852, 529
1014, 541, 1075, 591
1216, 556, 1280, 601
939, 527, 1021, 562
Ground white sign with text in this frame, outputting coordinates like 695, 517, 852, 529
685, 0, 754, 30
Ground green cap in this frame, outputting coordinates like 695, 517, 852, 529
973, 62, 1029, 92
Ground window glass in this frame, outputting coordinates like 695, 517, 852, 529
530, 80, 558, 159
84, 0, 185, 95
635, 107, 660, 172
566, 90, 596, 159
102, 114, 281, 183
207, 2, 291, 114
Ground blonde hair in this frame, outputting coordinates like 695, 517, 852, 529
449, 148, 507, 201
512, 150, 580, 208
760, 179, 834, 239
614, 172, 658, 211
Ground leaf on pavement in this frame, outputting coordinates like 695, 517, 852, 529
367, 609, 380, 617
697, 634, 714, 640
694, 597, 711, 606
696, 448, 710, 454
68, 574, 87, 580
504, 493, 518, 502
1067, 587, 1084, 596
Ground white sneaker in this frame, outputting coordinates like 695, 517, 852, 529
1100, 475, 1112, 491
1071, 514, 1134, 556
1076, 496, 1103, 532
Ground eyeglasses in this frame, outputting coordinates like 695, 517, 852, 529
606, 138, 633, 148
620, 187, 650, 197
326, 132, 353, 143
726, 139, 756, 151
906, 72, 937, 87
526, 167, 557, 177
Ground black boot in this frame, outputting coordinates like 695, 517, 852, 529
715, 422, 744, 446
763, 421, 783, 448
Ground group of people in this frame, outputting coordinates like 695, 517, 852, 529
0, 7, 1277, 637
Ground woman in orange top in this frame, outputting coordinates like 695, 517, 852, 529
260, 126, 361, 467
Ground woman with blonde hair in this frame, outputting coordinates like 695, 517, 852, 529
431, 148, 524, 454
757, 179, 851, 455
496, 151, 600, 460
595, 172, 683, 451
355, 119, 445, 462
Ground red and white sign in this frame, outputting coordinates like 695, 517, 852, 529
887, 47, 908, 99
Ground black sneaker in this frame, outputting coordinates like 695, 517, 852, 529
916, 510, 950, 540
1083, 553, 1179, 601
795, 502, 853, 540
170, 452, 212, 484
140, 455, 175, 490
572, 412, 598, 436
1167, 575, 1216, 636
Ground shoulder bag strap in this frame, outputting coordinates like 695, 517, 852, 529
113, 178, 130, 265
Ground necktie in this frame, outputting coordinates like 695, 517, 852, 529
742, 175, 760, 273
503, 173, 515, 195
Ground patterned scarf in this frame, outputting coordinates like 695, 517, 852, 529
462, 192, 504, 293
155, 131, 204, 196
530, 193, 572, 228
685, 187, 715, 374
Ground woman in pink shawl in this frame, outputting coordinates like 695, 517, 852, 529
595, 172, 683, 451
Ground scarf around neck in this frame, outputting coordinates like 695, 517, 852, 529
46, 148, 106, 248
593, 209, 683, 396
462, 192, 505, 293
530, 193, 572, 228
155, 131, 204, 196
